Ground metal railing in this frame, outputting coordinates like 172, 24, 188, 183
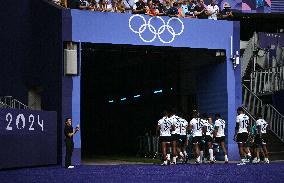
242, 84, 284, 142
137, 136, 159, 158
0, 96, 29, 110
241, 32, 258, 78
243, 84, 263, 118
263, 104, 284, 142
250, 66, 284, 95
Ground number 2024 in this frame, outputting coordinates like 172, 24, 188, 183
5, 113, 44, 131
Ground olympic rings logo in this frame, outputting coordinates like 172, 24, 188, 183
129, 14, 184, 44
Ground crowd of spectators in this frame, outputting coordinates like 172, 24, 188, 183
51, 0, 233, 20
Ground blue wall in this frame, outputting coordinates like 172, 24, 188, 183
64, 10, 241, 160
0, 108, 57, 169
0, 0, 64, 165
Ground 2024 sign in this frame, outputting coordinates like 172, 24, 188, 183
5, 113, 44, 131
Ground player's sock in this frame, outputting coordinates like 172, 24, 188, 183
200, 151, 204, 163
209, 149, 213, 161
224, 155, 228, 162
179, 152, 184, 158
173, 156, 177, 164
167, 154, 170, 161
196, 156, 201, 163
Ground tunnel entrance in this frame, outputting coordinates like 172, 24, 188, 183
81, 43, 226, 158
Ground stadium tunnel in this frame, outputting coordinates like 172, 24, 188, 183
80, 43, 227, 158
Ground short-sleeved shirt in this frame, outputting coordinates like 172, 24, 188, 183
64, 125, 73, 141
203, 120, 214, 137
177, 117, 188, 135
207, 4, 219, 20
158, 117, 172, 137
194, 5, 207, 19
190, 118, 203, 137
167, 7, 179, 16
170, 115, 180, 135
236, 114, 250, 133
215, 119, 226, 137
256, 119, 268, 134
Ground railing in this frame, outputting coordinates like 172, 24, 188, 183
137, 136, 159, 158
242, 84, 263, 118
250, 66, 284, 95
263, 104, 284, 142
242, 84, 284, 142
241, 32, 258, 78
0, 96, 29, 110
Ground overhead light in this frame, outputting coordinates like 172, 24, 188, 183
120, 97, 127, 101
108, 100, 114, 103
154, 90, 163, 94
134, 95, 141, 98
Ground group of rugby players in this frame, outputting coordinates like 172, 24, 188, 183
156, 107, 270, 165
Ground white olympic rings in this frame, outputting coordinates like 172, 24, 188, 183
129, 14, 184, 44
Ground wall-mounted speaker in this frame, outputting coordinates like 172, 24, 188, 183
64, 49, 77, 75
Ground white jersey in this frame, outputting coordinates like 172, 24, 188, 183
170, 115, 180, 135
158, 117, 172, 136
207, 4, 219, 20
215, 119, 226, 137
190, 118, 203, 137
177, 117, 188, 136
203, 120, 214, 137
236, 114, 250, 133
256, 119, 268, 134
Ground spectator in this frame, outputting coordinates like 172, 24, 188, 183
207, 0, 219, 20
163, 0, 172, 15
122, 0, 135, 13
115, 0, 126, 13
88, 0, 98, 11
188, 0, 197, 18
194, 0, 207, 19
180, 0, 191, 18
132, 0, 147, 14
167, 2, 179, 17
79, 0, 90, 10
67, 0, 80, 8
146, 0, 159, 16
220, 2, 233, 20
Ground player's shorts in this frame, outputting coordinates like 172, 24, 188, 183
159, 136, 172, 143
171, 134, 180, 141
192, 136, 202, 144
254, 134, 268, 145
215, 136, 225, 143
236, 132, 249, 143
178, 135, 187, 146
204, 135, 213, 143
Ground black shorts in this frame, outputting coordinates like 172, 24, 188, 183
255, 134, 268, 145
204, 135, 213, 143
178, 135, 187, 145
159, 136, 172, 143
237, 132, 249, 143
215, 136, 225, 143
171, 134, 180, 141
193, 136, 202, 144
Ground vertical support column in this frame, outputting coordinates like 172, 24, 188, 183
227, 21, 241, 161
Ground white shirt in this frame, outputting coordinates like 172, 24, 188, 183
207, 4, 219, 20
236, 114, 250, 133
256, 119, 268, 134
158, 117, 172, 136
190, 118, 203, 137
170, 115, 180, 135
215, 119, 226, 137
177, 117, 188, 136
203, 120, 214, 137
